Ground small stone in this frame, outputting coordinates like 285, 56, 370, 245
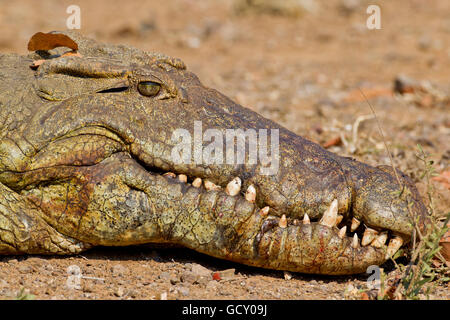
178, 286, 190, 297
26, 257, 44, 266
111, 264, 128, 277
114, 286, 125, 297
18, 265, 33, 273
218, 288, 232, 296
158, 271, 171, 280
82, 282, 94, 293
170, 275, 180, 285
180, 271, 198, 284
190, 263, 211, 278
128, 290, 138, 299
196, 275, 210, 286
206, 280, 219, 291
218, 268, 236, 281
159, 292, 168, 300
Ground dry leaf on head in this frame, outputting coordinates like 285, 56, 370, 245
27, 32, 78, 52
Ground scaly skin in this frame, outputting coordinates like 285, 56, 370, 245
0, 31, 427, 275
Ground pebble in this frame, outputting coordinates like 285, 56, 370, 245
206, 281, 219, 291
178, 286, 190, 297
158, 292, 168, 300
111, 264, 128, 277
180, 271, 198, 284
158, 271, 171, 280
114, 286, 125, 297
217, 268, 236, 281
190, 263, 211, 278
18, 265, 33, 273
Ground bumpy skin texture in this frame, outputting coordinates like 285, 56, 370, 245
0, 31, 427, 275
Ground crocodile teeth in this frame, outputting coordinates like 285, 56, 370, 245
178, 174, 187, 183
284, 271, 292, 280
361, 227, 379, 246
245, 185, 256, 203
303, 213, 310, 225
350, 217, 361, 232
371, 232, 388, 248
352, 233, 359, 248
385, 236, 403, 259
279, 214, 287, 228
204, 180, 221, 191
163, 172, 176, 178
319, 199, 338, 228
192, 177, 202, 188
335, 215, 343, 226
225, 177, 241, 196
259, 206, 269, 217
338, 226, 347, 239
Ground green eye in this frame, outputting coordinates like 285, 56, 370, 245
137, 81, 161, 97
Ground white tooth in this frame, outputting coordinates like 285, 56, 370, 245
192, 177, 202, 188
338, 226, 347, 239
335, 215, 343, 226
385, 236, 403, 259
319, 199, 338, 227
361, 227, 379, 246
351, 217, 361, 232
178, 174, 187, 183
371, 232, 388, 248
279, 214, 287, 228
163, 172, 176, 178
259, 206, 270, 217
352, 233, 359, 248
303, 213, 310, 225
283, 271, 292, 280
204, 180, 221, 191
225, 177, 241, 196
245, 185, 256, 203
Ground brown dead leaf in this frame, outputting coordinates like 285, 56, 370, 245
360, 292, 370, 300
322, 136, 342, 148
27, 32, 78, 51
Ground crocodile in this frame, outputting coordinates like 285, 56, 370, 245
0, 31, 428, 275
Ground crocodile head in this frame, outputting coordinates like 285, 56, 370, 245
0, 31, 428, 275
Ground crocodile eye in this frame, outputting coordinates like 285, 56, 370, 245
138, 81, 161, 97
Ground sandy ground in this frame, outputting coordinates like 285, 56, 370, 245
0, 0, 449, 300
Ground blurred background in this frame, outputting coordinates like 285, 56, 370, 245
0, 0, 449, 209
